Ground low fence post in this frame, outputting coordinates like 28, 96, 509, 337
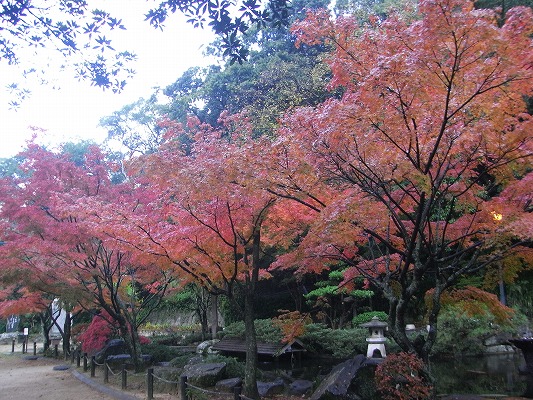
234, 386, 242, 400
104, 362, 109, 383
54, 344, 58, 358
146, 368, 154, 400
70, 349, 75, 363
76, 351, 81, 368
33, 341, 37, 356
11, 338, 15, 353
121, 364, 127, 390
83, 353, 88, 372
90, 356, 96, 377
180, 375, 188, 400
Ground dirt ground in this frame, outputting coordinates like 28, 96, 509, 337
0, 354, 115, 399
0, 342, 235, 400
0, 342, 147, 400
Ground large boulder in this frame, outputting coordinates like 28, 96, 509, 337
196, 339, 220, 355
215, 377, 243, 392
257, 377, 285, 397
94, 339, 127, 363
289, 379, 314, 396
484, 334, 514, 354
183, 362, 227, 387
310, 354, 366, 400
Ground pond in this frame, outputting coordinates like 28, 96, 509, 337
257, 352, 531, 398
431, 354, 527, 397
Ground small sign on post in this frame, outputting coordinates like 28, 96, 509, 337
22, 328, 29, 354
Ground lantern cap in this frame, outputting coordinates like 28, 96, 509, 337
360, 316, 388, 329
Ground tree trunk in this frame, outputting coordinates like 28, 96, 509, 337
242, 228, 262, 400
39, 312, 52, 352
62, 312, 72, 356
195, 287, 210, 340
243, 289, 259, 399
211, 293, 218, 340
117, 315, 143, 372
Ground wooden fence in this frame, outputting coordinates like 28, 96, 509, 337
9, 343, 255, 400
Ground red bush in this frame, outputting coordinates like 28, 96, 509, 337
375, 352, 432, 400
139, 335, 151, 345
77, 311, 117, 354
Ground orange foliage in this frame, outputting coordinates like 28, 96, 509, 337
426, 286, 515, 325
277, 0, 533, 289
273, 311, 312, 343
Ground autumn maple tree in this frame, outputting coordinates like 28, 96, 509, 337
0, 144, 171, 368
108, 114, 309, 398
272, 0, 533, 371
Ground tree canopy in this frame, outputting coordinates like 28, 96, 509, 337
1, 0, 532, 396
273, 0, 533, 362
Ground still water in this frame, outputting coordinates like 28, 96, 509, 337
431, 354, 527, 396
258, 353, 531, 397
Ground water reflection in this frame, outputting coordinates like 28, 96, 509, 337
431, 354, 527, 396
258, 353, 529, 397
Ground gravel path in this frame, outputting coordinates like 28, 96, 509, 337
0, 342, 151, 400
0, 352, 117, 399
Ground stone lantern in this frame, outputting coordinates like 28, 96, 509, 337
360, 316, 388, 358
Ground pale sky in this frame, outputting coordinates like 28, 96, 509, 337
0, 1, 215, 158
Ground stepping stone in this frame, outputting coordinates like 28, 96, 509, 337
23, 356, 39, 360
53, 364, 70, 371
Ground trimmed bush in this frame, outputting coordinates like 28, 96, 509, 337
220, 319, 283, 343
352, 311, 388, 326
141, 343, 192, 363
300, 323, 368, 358
170, 353, 196, 368
432, 304, 524, 357
205, 354, 245, 379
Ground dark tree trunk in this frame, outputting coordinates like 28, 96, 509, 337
39, 312, 52, 352
243, 288, 259, 399
62, 312, 72, 356
118, 317, 143, 372
211, 293, 218, 340
241, 228, 262, 400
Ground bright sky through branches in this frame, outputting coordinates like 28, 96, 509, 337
0, 0, 214, 158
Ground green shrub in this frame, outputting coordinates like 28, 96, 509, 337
152, 334, 183, 346
352, 311, 388, 326
300, 323, 368, 358
141, 343, 193, 363
149, 330, 204, 346
220, 319, 283, 343
169, 353, 196, 368
432, 304, 523, 357
205, 354, 245, 378
181, 332, 205, 345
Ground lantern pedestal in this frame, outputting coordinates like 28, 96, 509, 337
366, 337, 387, 358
